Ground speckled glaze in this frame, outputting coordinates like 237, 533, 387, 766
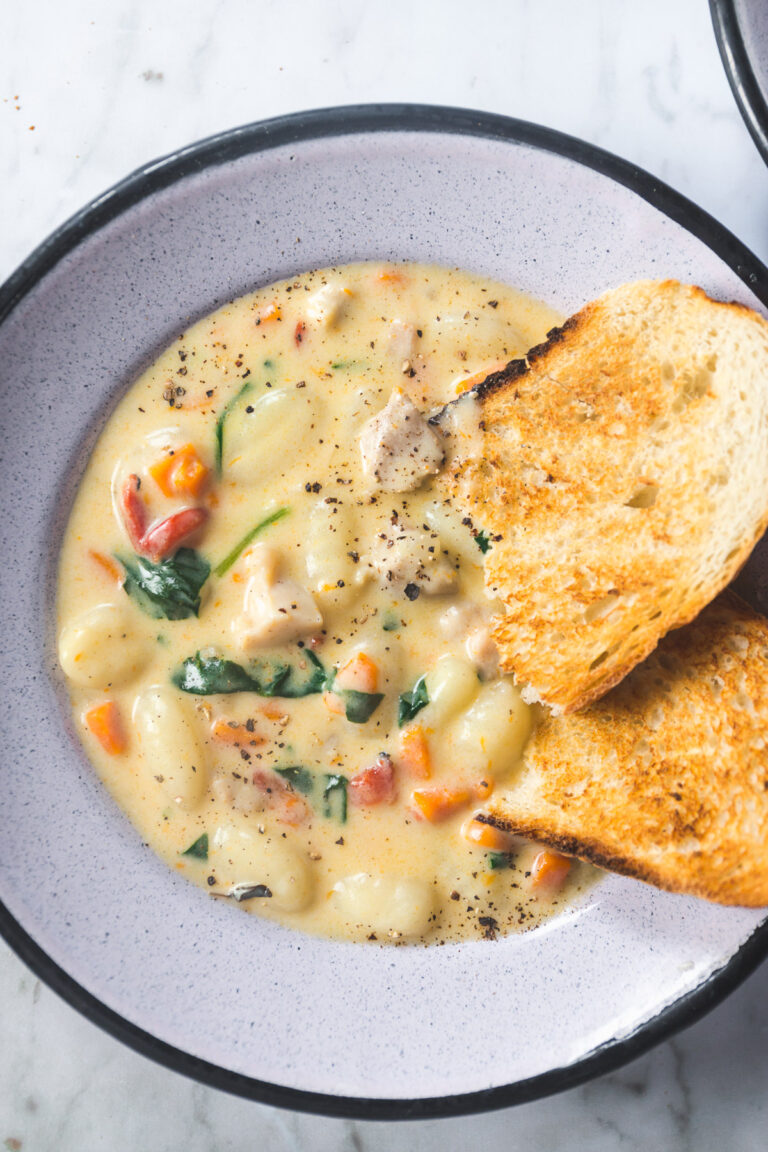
1, 107, 768, 1118
711, 0, 768, 164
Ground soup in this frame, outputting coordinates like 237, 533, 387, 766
56, 262, 596, 943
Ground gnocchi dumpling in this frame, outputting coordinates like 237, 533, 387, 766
224, 389, 321, 485
456, 679, 531, 778
211, 824, 314, 912
331, 873, 436, 939
305, 499, 359, 606
58, 603, 149, 689
424, 655, 479, 725
133, 685, 209, 810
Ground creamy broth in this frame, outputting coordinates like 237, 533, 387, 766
57, 262, 596, 943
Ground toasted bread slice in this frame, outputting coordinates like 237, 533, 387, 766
488, 592, 768, 906
436, 280, 768, 714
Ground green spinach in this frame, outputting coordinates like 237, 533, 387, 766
397, 674, 429, 727
118, 548, 210, 620
213, 506, 289, 577
181, 833, 209, 860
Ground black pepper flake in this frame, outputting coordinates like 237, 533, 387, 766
296, 380, 306, 388
207, 875, 216, 886
479, 915, 499, 939
206, 389, 214, 397
488, 300, 499, 308
450, 890, 460, 901
177, 366, 187, 376
335, 836, 345, 845
245, 405, 254, 414
404, 583, 421, 601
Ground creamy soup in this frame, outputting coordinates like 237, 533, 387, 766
57, 262, 596, 943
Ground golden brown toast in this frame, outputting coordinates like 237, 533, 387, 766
488, 592, 768, 906
436, 280, 768, 714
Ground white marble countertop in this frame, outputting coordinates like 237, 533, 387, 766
2, 0, 768, 1148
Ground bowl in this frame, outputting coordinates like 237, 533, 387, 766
1, 104, 768, 1119
711, 0, 768, 165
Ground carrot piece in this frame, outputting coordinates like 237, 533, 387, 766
84, 701, 126, 755
141, 506, 208, 561
461, 814, 515, 851
255, 301, 281, 325
531, 850, 572, 891
336, 652, 379, 693
454, 360, 508, 395
399, 725, 431, 780
294, 320, 307, 346
89, 550, 122, 583
149, 444, 209, 498
323, 691, 346, 716
410, 785, 471, 823
210, 718, 264, 746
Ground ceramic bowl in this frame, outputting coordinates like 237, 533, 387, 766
711, 0, 768, 164
1, 105, 768, 1120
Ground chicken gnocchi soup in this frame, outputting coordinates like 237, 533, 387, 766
57, 262, 595, 943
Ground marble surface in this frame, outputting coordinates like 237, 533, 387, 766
2, 0, 768, 1147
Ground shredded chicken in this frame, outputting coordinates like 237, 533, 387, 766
233, 543, 322, 648
358, 389, 444, 493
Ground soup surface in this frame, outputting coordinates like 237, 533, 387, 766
57, 262, 597, 943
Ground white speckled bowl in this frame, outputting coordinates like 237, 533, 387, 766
1, 106, 768, 1119
712, 0, 768, 164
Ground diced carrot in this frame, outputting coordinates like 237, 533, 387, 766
336, 652, 379, 693
461, 814, 515, 851
89, 550, 122, 583
141, 506, 208, 561
149, 444, 209, 498
84, 701, 126, 755
454, 360, 508, 395
398, 725, 431, 780
410, 785, 471, 823
261, 702, 290, 722
210, 718, 264, 746
255, 301, 281, 325
531, 850, 572, 891
323, 691, 346, 716
120, 473, 147, 550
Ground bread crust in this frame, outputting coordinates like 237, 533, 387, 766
489, 592, 768, 906
438, 280, 768, 714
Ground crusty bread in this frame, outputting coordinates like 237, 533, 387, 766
488, 592, 768, 906
436, 280, 768, 714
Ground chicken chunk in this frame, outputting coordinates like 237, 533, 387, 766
364, 520, 457, 595
233, 543, 322, 649
306, 282, 350, 327
358, 389, 444, 493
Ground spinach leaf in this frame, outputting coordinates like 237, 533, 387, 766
181, 833, 209, 860
488, 852, 513, 871
215, 381, 252, 474
172, 652, 264, 694
338, 689, 384, 724
397, 674, 429, 727
250, 649, 327, 697
323, 773, 348, 823
214, 506, 290, 577
118, 548, 210, 621
274, 766, 314, 795
381, 611, 400, 632
172, 649, 328, 697
475, 530, 492, 554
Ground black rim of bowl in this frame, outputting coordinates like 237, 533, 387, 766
711, 0, 768, 165
2, 103, 768, 1121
